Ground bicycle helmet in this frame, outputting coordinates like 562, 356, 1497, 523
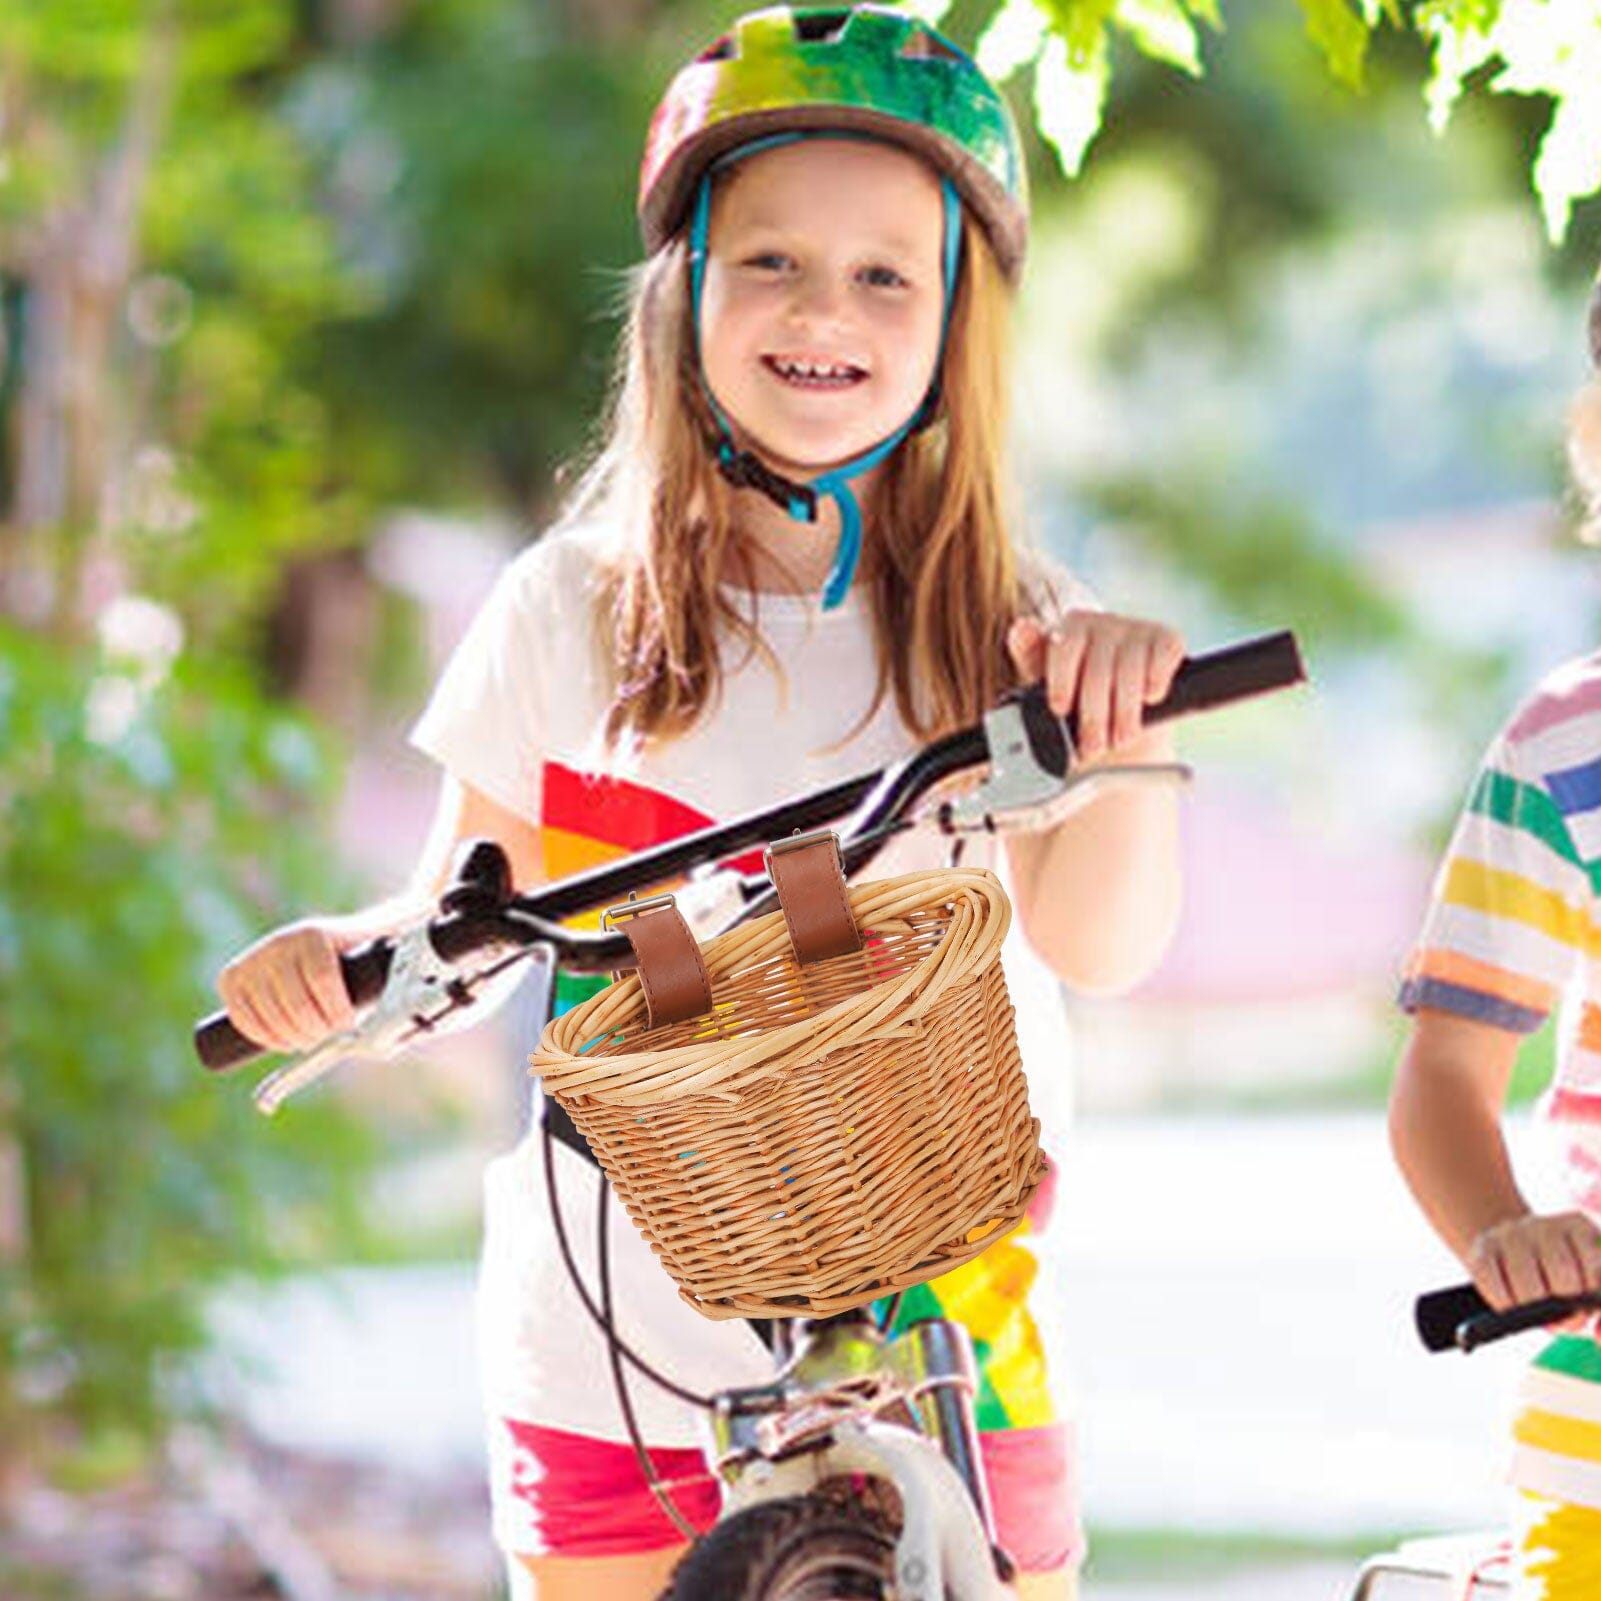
638, 7, 1028, 609
640, 5, 1028, 280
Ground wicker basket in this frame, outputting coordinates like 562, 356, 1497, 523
533, 846, 1043, 1320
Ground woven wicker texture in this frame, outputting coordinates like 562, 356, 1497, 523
534, 869, 1043, 1319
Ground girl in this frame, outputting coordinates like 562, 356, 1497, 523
218, 8, 1184, 1597
1391, 278, 1601, 1597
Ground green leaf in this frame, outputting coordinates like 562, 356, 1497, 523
1297, 0, 1371, 90
1532, 86, 1601, 243
1033, 30, 1111, 175
1114, 0, 1205, 74
976, 0, 1050, 80
1038, 0, 1118, 69
1474, 0, 1601, 241
1417, 3, 1498, 132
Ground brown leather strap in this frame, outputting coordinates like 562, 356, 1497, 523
766, 833, 861, 965
616, 903, 712, 1029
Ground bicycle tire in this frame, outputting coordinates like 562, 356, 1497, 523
659, 1493, 928, 1600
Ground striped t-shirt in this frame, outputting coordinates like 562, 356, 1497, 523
1400, 652, 1601, 1216
1404, 657, 1601, 1517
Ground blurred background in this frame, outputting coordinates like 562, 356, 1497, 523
3, 1, 1601, 1596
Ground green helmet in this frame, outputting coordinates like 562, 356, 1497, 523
639, 5, 1029, 279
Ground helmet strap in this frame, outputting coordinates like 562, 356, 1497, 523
687, 138, 962, 610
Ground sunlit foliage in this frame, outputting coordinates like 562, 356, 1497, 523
917, 0, 1601, 238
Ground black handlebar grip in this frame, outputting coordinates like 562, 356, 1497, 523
192, 938, 395, 1071
1415, 1282, 1493, 1352
1458, 1298, 1592, 1353
1416, 1280, 1601, 1353
1146, 631, 1306, 726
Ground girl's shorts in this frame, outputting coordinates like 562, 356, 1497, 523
489, 1413, 1082, 1574
482, 1147, 1077, 1580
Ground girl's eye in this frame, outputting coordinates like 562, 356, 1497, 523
745, 252, 792, 271
859, 265, 908, 289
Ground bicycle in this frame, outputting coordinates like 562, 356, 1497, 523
196, 629, 1305, 1600
1345, 1280, 1601, 1599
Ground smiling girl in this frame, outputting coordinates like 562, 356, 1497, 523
216, 9, 1186, 1597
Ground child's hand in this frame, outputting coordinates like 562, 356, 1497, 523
1468, 1211, 1601, 1334
1007, 611, 1185, 761
216, 919, 358, 1054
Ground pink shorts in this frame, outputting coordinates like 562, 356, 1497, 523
493, 1414, 1083, 1574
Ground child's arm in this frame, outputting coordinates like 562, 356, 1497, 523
216, 775, 544, 1054
1002, 612, 1184, 994
1391, 1008, 1601, 1311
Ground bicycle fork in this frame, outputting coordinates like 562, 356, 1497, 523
706, 1312, 1014, 1600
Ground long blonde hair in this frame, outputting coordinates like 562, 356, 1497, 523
1569, 375, 1601, 540
564, 209, 1030, 757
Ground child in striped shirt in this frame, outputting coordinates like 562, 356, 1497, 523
1391, 285, 1601, 1595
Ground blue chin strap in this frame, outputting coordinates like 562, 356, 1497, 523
688, 134, 963, 611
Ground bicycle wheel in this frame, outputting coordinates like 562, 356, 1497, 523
660, 1494, 911, 1600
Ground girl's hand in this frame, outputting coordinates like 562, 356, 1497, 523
216, 919, 358, 1054
1007, 611, 1185, 761
1468, 1211, 1601, 1333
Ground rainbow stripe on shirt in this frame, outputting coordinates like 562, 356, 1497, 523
1512, 1336, 1601, 1514
1401, 659, 1601, 1052
538, 757, 1056, 1432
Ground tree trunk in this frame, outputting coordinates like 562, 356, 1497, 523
2, 4, 177, 634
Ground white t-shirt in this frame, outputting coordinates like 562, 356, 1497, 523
411, 519, 1092, 1445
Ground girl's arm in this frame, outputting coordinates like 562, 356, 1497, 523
1002, 612, 1183, 994
1391, 1008, 1601, 1310
216, 775, 544, 1053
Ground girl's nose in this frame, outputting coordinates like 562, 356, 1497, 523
788, 270, 847, 327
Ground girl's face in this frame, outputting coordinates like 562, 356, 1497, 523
700, 138, 947, 478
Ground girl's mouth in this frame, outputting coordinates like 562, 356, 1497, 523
762, 355, 867, 390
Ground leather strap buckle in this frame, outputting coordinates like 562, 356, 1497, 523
602, 891, 679, 930
762, 827, 840, 868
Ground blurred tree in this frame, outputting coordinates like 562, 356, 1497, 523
284, 0, 694, 516
0, 621, 380, 1457
0, 1, 381, 652
0, 0, 387, 1468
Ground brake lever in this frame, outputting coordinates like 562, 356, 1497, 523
938, 699, 1192, 834
252, 922, 537, 1114
957, 761, 1193, 835
253, 1026, 395, 1116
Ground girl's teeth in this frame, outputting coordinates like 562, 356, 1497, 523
775, 358, 857, 380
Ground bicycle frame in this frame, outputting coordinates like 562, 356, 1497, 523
708, 1309, 1013, 1598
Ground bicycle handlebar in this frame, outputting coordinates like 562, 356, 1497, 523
1136, 631, 1304, 726
1416, 1280, 1601, 1353
194, 630, 1306, 1073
